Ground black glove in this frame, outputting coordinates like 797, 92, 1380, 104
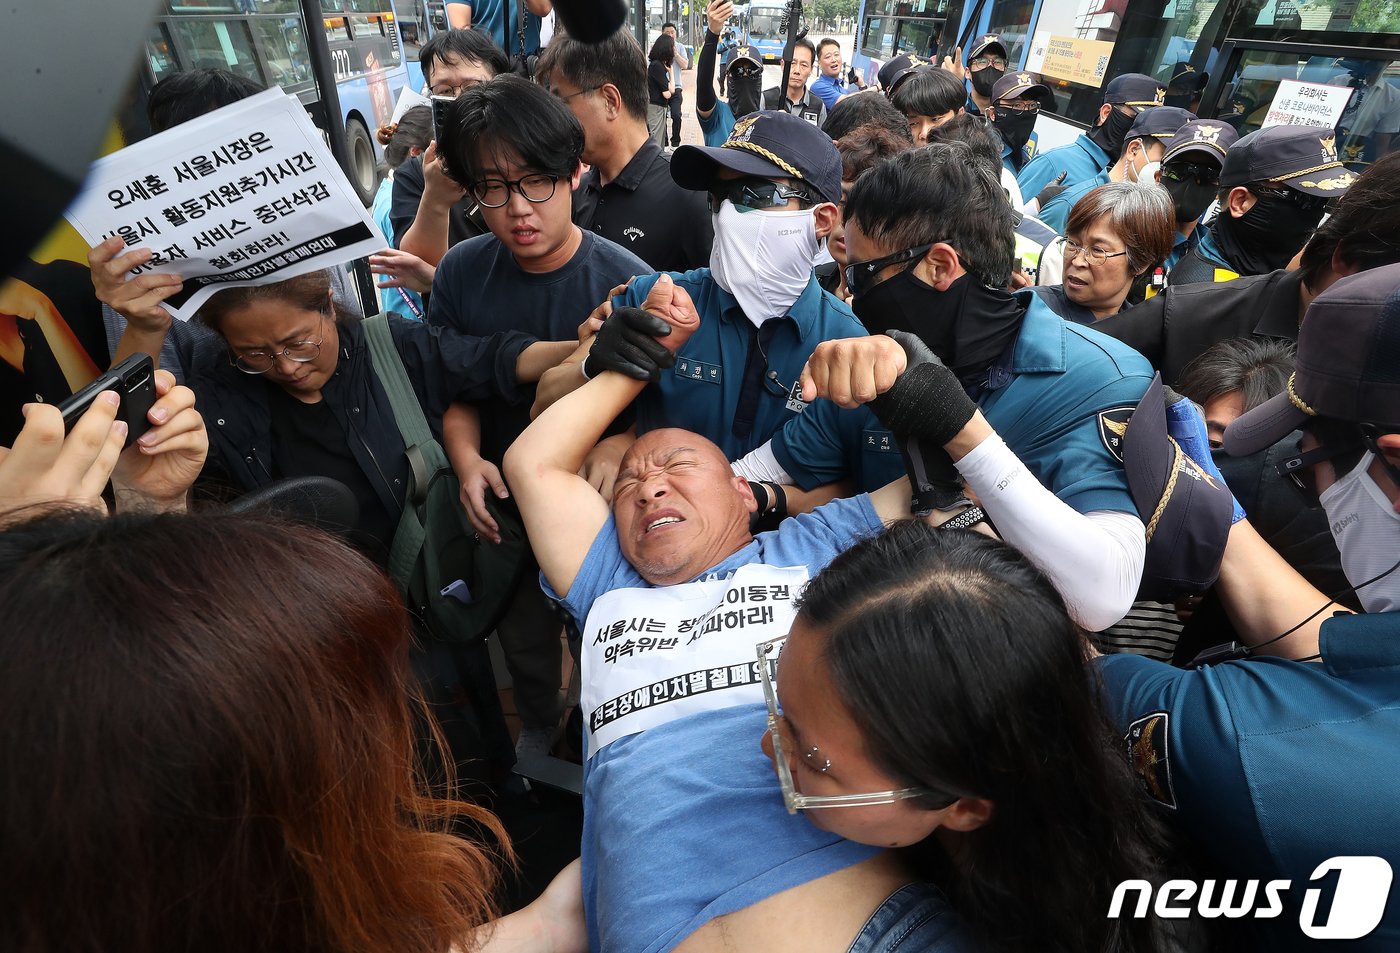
1034, 170, 1069, 208
868, 330, 979, 448
583, 307, 676, 382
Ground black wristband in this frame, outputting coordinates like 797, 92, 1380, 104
938, 504, 986, 532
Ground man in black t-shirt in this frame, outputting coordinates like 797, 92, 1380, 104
433, 76, 650, 759
541, 29, 713, 273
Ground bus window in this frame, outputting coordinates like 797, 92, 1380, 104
863, 16, 893, 57
1206, 51, 1400, 172
168, 16, 263, 83
985, 0, 1034, 65
253, 16, 314, 88
147, 22, 181, 82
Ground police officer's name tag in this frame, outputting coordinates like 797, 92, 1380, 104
581, 563, 808, 758
675, 357, 721, 384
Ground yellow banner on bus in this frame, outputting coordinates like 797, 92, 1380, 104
1027, 32, 1115, 88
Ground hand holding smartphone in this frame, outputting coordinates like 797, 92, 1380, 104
58, 353, 156, 449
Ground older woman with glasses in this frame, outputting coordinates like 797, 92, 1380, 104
186, 272, 572, 566
757, 521, 1171, 953
1033, 181, 1175, 323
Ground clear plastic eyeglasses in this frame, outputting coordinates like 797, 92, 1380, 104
757, 635, 959, 814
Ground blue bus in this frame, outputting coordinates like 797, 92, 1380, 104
142, 0, 419, 205
850, 0, 1400, 165
745, 3, 788, 62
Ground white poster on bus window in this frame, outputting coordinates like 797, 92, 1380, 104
1262, 79, 1353, 130
64, 88, 387, 322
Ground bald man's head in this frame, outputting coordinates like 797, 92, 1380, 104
613, 429, 758, 586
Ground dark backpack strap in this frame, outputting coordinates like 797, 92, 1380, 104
362, 313, 451, 585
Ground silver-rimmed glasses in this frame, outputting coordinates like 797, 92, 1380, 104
757, 635, 958, 814
229, 313, 326, 375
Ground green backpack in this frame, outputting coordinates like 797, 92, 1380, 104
363, 314, 529, 642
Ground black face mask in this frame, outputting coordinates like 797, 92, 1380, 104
1164, 91, 1193, 109
852, 267, 1024, 384
1163, 177, 1217, 225
992, 111, 1037, 165
1089, 107, 1136, 161
729, 71, 762, 117
1210, 193, 1325, 276
971, 66, 1004, 99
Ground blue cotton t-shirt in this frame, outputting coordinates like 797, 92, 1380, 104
428, 229, 647, 462
544, 495, 886, 953
698, 101, 737, 146
444, 0, 542, 55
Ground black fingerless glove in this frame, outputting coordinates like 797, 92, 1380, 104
583, 306, 676, 381
867, 330, 978, 448
1034, 170, 1069, 208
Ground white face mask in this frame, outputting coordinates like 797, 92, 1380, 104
1137, 160, 1160, 183
1319, 451, 1400, 614
709, 202, 819, 327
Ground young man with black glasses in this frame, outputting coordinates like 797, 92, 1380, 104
430, 75, 650, 759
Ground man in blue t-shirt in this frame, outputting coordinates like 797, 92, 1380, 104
445, 0, 547, 57
502, 276, 972, 953
431, 75, 648, 758
810, 36, 865, 109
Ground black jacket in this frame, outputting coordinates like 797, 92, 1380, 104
1092, 268, 1303, 385
181, 316, 532, 517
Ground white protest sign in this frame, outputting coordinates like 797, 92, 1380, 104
581, 563, 809, 757
1262, 79, 1353, 129
391, 86, 431, 125
65, 88, 387, 322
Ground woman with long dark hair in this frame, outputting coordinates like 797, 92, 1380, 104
761, 521, 1169, 953
647, 34, 676, 146
0, 508, 508, 953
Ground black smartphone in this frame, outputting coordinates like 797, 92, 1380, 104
431, 94, 455, 142
57, 353, 156, 449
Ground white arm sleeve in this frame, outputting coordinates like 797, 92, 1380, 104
730, 440, 795, 485
955, 432, 1146, 632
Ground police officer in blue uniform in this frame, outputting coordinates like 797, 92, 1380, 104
1093, 262, 1400, 951
1017, 73, 1166, 204
745, 141, 1155, 633
962, 33, 1007, 117
606, 112, 863, 464
1151, 118, 1238, 276
986, 71, 1051, 174
1036, 105, 1193, 235
1169, 124, 1357, 287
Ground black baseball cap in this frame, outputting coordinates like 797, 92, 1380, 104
1165, 61, 1209, 90
671, 110, 843, 205
1220, 125, 1356, 197
967, 34, 1007, 62
877, 53, 926, 91
1124, 374, 1235, 600
1125, 105, 1196, 144
726, 45, 762, 71
1103, 72, 1166, 109
1225, 262, 1400, 456
1162, 119, 1238, 166
991, 71, 1052, 106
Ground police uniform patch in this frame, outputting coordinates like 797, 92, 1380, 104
1125, 711, 1176, 809
1097, 406, 1134, 462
